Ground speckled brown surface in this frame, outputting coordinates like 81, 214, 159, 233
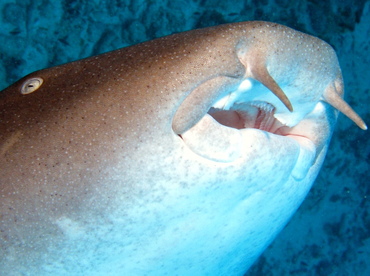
0, 0, 369, 275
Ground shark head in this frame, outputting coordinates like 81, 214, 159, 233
0, 21, 366, 275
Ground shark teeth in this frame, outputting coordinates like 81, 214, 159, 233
247, 101, 276, 131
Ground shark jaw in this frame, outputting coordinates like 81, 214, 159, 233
177, 79, 336, 181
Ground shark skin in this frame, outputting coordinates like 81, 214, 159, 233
0, 21, 367, 275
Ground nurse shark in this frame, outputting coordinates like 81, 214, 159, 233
0, 21, 367, 275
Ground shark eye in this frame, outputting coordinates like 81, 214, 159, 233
21, 77, 44, 95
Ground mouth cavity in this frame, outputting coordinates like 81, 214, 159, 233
175, 76, 366, 168
208, 101, 285, 134
179, 100, 318, 180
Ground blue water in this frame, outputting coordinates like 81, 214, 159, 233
0, 0, 369, 275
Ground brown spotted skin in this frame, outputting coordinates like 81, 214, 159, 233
0, 21, 365, 275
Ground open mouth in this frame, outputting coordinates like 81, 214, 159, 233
175, 87, 325, 180
208, 101, 282, 133
173, 71, 365, 180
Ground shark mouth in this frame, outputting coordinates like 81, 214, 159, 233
175, 93, 333, 180
174, 75, 366, 179
208, 101, 281, 133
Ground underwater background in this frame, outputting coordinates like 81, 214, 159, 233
0, 0, 369, 275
